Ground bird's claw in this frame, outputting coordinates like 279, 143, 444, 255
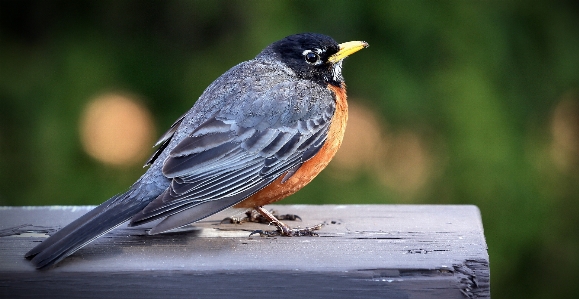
222, 210, 302, 225
249, 223, 323, 237
275, 214, 302, 221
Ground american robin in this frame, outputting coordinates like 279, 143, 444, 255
25, 33, 368, 269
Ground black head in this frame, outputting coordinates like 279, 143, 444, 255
257, 33, 354, 86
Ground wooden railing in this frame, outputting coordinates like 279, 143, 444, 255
0, 205, 490, 298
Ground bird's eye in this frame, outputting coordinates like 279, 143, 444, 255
304, 51, 320, 64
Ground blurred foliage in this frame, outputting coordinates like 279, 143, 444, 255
1, 1, 579, 298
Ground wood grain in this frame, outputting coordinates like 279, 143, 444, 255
0, 205, 490, 298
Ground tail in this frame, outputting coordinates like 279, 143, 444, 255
25, 186, 156, 269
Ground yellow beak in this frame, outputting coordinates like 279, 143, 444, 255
328, 40, 369, 63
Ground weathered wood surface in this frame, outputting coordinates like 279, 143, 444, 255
0, 205, 489, 298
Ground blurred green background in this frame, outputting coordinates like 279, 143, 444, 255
2, 1, 579, 298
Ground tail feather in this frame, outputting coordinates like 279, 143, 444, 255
25, 187, 155, 269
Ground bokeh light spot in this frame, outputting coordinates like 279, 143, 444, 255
332, 101, 383, 171
550, 92, 579, 172
80, 92, 156, 167
331, 101, 433, 198
376, 130, 431, 195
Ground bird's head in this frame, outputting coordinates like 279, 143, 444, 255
258, 33, 368, 86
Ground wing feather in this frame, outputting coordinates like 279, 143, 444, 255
130, 79, 336, 233
144, 115, 185, 166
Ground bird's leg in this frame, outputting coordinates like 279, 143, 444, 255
221, 209, 302, 224
249, 206, 322, 237
252, 209, 302, 223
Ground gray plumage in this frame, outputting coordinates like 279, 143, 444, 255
25, 33, 344, 269
130, 58, 335, 233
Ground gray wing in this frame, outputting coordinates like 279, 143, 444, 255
130, 81, 335, 234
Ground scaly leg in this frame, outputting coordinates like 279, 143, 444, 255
221, 209, 302, 224
249, 206, 322, 237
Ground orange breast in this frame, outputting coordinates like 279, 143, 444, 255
235, 84, 348, 208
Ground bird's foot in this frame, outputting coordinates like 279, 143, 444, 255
221, 209, 301, 224
248, 206, 322, 237
249, 223, 323, 237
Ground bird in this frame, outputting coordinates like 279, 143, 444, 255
24, 33, 368, 269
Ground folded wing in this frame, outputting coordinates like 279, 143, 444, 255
130, 82, 335, 234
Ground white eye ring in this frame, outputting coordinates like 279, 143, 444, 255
302, 49, 322, 65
